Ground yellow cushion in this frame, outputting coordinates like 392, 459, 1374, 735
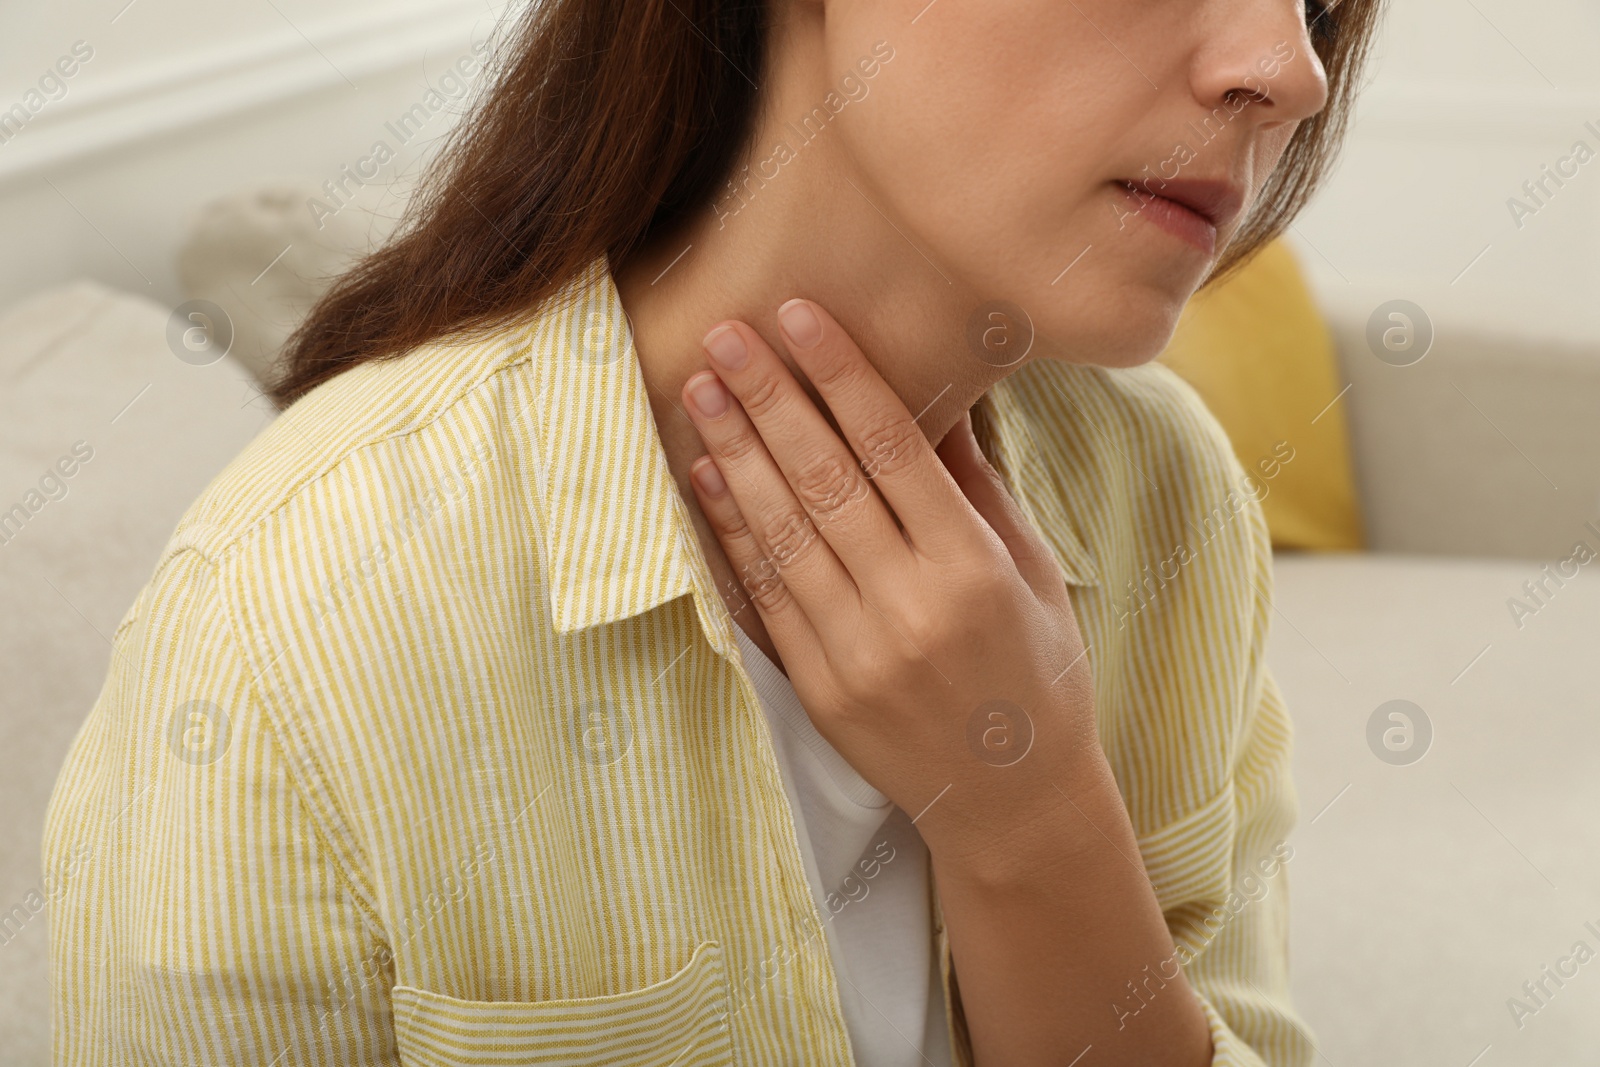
1158, 239, 1364, 551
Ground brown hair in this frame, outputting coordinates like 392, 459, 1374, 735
268, 0, 1385, 409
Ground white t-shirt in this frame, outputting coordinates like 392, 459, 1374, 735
733, 625, 953, 1067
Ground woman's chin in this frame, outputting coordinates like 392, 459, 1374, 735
1028, 311, 1184, 370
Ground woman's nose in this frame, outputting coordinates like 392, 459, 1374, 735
1188, 0, 1331, 129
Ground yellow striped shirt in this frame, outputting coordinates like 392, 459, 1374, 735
45, 255, 1313, 1065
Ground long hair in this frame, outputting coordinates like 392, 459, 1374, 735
268, 0, 1385, 409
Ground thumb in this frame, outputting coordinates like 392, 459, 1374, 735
935, 408, 1066, 601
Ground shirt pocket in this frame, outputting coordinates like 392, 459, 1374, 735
390, 940, 735, 1067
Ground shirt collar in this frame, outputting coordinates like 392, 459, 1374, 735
524, 255, 1097, 644
977, 372, 1100, 588
524, 254, 738, 652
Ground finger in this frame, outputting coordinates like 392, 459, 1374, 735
773, 298, 978, 559
688, 453, 827, 669
934, 409, 1068, 603
680, 368, 858, 627
697, 319, 915, 588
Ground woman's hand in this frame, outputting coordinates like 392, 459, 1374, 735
680, 297, 1100, 876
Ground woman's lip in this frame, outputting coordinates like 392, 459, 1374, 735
1115, 180, 1220, 256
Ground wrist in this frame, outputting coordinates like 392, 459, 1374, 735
919, 738, 1121, 892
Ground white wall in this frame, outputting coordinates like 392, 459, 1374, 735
0, 0, 505, 310
1292, 0, 1600, 341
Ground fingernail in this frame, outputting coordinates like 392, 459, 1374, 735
688, 372, 729, 418
778, 299, 822, 349
703, 325, 747, 369
692, 456, 727, 497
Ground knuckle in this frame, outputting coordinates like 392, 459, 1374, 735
899, 610, 948, 658
739, 554, 795, 616
854, 652, 901, 694
759, 509, 820, 570
792, 452, 869, 525
805, 343, 866, 395
806, 681, 854, 731
842, 646, 916, 703
857, 416, 924, 480
736, 371, 786, 420
713, 497, 758, 546
714, 424, 765, 467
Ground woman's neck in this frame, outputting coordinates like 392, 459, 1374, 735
613, 157, 1006, 667
615, 184, 1001, 458
611, 3, 1022, 457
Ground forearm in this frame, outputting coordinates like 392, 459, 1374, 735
928, 744, 1214, 1067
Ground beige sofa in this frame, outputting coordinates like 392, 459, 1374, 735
3, 183, 1597, 1064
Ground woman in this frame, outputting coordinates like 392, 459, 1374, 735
46, 0, 1380, 1064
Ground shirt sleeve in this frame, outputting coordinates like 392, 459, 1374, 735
1180, 669, 1316, 1066
44, 545, 401, 1066
1163, 501, 1317, 1067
